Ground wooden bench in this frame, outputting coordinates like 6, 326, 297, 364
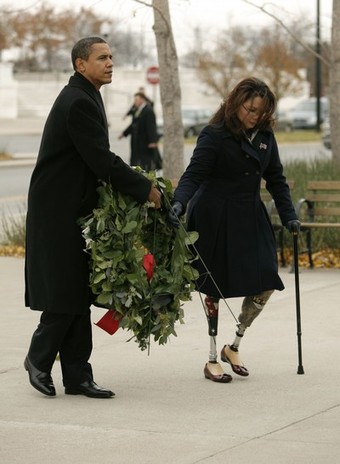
260, 180, 295, 267
295, 180, 340, 267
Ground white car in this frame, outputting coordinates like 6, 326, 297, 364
286, 97, 328, 130
322, 117, 331, 149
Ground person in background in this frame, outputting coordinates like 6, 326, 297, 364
118, 92, 161, 171
24, 36, 161, 399
123, 86, 153, 120
168, 77, 300, 383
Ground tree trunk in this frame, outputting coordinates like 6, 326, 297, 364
152, 0, 184, 180
330, 0, 340, 165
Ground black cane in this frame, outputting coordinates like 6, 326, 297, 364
292, 225, 304, 374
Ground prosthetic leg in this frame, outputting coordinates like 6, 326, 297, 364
203, 296, 232, 383
221, 290, 274, 376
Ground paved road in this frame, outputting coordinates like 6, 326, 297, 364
0, 117, 333, 221
0, 130, 131, 163
279, 141, 331, 163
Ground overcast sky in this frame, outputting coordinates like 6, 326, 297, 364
1, 0, 333, 54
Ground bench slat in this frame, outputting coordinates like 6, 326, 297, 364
312, 207, 340, 216
308, 193, 340, 202
308, 180, 340, 190
301, 222, 340, 228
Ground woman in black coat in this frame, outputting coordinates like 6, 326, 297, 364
168, 77, 300, 383
24, 37, 161, 398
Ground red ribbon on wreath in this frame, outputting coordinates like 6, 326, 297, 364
95, 253, 155, 335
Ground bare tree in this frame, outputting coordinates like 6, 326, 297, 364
135, 0, 184, 179
254, 28, 304, 101
5, 5, 104, 71
242, 0, 340, 164
197, 27, 249, 98
330, 0, 340, 165
3, 5, 152, 71
152, 0, 184, 179
241, 0, 329, 66
194, 25, 304, 104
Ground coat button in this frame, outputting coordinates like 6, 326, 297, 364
255, 170, 260, 175
245, 154, 250, 158
244, 171, 249, 175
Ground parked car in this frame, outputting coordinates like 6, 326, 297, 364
285, 97, 328, 130
322, 117, 331, 149
274, 109, 293, 132
181, 107, 212, 137
157, 107, 212, 139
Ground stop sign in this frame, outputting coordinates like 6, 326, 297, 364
146, 66, 160, 85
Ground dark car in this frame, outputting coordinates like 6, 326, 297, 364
157, 107, 212, 138
181, 107, 212, 137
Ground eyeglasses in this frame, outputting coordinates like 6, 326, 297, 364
242, 104, 262, 116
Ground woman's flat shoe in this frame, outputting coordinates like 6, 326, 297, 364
221, 345, 249, 377
204, 362, 232, 383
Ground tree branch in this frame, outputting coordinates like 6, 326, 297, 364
133, 0, 170, 34
241, 0, 330, 67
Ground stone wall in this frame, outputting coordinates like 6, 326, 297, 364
8, 68, 220, 130
0, 63, 18, 119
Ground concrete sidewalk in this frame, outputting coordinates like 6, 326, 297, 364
0, 256, 340, 463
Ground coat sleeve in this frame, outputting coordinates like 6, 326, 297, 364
173, 127, 219, 209
145, 108, 158, 144
262, 136, 298, 225
67, 97, 151, 203
123, 123, 133, 137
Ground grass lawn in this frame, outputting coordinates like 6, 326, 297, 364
274, 130, 322, 144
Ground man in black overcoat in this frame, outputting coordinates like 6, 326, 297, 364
24, 37, 161, 398
119, 92, 161, 171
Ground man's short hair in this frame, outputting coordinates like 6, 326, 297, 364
71, 37, 107, 71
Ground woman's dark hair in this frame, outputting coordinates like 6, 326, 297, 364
71, 37, 107, 71
210, 77, 277, 135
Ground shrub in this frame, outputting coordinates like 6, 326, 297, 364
0, 204, 26, 247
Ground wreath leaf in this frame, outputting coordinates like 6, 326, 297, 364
79, 171, 199, 351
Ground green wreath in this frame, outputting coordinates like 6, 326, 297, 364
79, 170, 199, 351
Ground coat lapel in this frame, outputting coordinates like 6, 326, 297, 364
94, 91, 109, 135
69, 73, 109, 136
241, 132, 271, 168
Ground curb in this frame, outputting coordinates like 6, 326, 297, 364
0, 159, 36, 168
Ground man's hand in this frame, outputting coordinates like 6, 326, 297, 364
148, 186, 161, 209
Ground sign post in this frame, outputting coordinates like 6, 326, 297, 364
146, 66, 160, 113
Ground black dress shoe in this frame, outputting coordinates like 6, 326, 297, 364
65, 380, 115, 398
24, 356, 56, 397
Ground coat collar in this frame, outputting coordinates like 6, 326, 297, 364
211, 123, 272, 163
68, 72, 109, 134
69, 72, 98, 95
241, 130, 272, 163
